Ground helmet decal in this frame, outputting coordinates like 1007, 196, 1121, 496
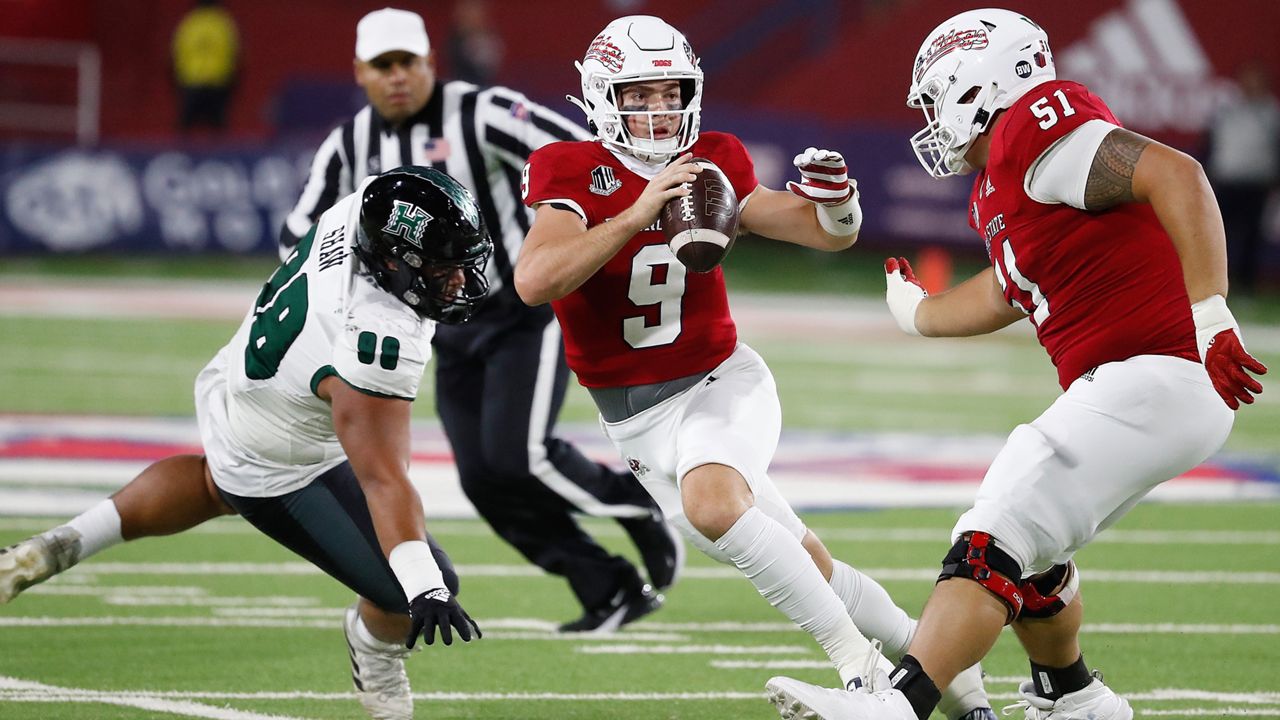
383, 200, 433, 248
914, 28, 990, 84
586, 34, 625, 73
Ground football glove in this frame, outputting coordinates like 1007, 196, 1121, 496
885, 257, 926, 336
787, 147, 854, 205
405, 588, 481, 648
1191, 295, 1267, 410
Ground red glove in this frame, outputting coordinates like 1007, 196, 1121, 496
1203, 328, 1267, 410
787, 147, 854, 206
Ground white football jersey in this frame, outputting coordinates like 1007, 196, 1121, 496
198, 178, 436, 497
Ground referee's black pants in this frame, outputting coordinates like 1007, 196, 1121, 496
433, 303, 658, 613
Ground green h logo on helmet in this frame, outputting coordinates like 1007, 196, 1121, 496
383, 200, 434, 248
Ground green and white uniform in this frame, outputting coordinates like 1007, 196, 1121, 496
197, 178, 435, 498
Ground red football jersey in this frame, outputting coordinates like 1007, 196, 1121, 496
523, 132, 758, 387
970, 80, 1198, 389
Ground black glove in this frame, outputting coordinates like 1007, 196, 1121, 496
405, 588, 481, 648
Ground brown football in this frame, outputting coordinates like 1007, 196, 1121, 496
661, 157, 739, 273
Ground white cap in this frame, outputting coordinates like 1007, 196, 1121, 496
355, 8, 430, 62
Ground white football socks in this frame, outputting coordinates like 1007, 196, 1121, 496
63, 499, 123, 561
712, 506, 890, 688
829, 559, 917, 660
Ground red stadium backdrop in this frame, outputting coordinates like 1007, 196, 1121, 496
6, 0, 1279, 144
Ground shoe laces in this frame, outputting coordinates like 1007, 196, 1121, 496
847, 639, 888, 693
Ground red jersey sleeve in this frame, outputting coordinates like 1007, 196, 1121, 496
991, 80, 1120, 179
522, 141, 599, 224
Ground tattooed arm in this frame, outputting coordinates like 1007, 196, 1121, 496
1085, 128, 1228, 302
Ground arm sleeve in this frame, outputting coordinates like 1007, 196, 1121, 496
522, 144, 592, 223
331, 293, 431, 401
1024, 118, 1121, 209
481, 87, 591, 170
281, 126, 351, 248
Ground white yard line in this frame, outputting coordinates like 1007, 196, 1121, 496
0, 676, 307, 720
37, 561, 1280, 585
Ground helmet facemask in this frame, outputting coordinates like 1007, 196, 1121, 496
570, 15, 703, 165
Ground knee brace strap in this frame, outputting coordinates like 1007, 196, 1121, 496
1019, 561, 1078, 619
939, 531, 1024, 623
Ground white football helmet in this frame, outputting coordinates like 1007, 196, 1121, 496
907, 8, 1056, 177
569, 15, 703, 164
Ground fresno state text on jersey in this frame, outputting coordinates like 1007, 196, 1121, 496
523, 132, 758, 387
970, 80, 1198, 389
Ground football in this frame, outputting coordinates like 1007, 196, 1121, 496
661, 158, 739, 273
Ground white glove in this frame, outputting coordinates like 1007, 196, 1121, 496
885, 257, 926, 336
787, 147, 861, 236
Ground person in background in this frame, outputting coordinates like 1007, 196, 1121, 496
280, 7, 683, 635
449, 0, 504, 85
172, 0, 240, 133
1205, 61, 1280, 295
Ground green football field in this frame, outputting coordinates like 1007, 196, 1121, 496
0, 248, 1277, 718
1, 505, 1278, 719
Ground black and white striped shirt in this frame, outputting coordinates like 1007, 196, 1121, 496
281, 80, 589, 316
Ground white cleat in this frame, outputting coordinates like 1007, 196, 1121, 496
938, 661, 996, 720
1007, 675, 1133, 720
0, 527, 82, 604
765, 676, 916, 720
343, 605, 414, 720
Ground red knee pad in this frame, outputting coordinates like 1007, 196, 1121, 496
939, 531, 1024, 623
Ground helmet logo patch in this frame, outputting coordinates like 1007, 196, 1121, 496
915, 28, 990, 83
586, 34, 625, 73
1015, 60, 1033, 79
384, 200, 433, 248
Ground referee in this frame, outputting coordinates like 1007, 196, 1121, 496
281, 8, 681, 633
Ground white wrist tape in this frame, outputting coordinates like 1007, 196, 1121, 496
1190, 294, 1239, 361
816, 182, 862, 237
388, 540, 445, 600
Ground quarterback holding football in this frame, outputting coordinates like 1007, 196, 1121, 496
515, 15, 993, 716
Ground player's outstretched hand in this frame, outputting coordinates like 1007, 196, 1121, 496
1203, 328, 1267, 410
631, 153, 701, 224
885, 257, 926, 336
405, 588, 482, 648
787, 147, 854, 206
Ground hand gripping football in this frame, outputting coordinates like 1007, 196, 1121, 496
661, 158, 739, 273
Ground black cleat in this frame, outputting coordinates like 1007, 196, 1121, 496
558, 583, 663, 633
619, 513, 684, 591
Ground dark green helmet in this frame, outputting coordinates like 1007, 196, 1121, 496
357, 166, 492, 323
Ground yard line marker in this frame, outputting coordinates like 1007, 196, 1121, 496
50, 562, 1280, 585
578, 644, 813, 655
0, 675, 308, 720
3, 616, 1276, 636
806, 527, 1280, 546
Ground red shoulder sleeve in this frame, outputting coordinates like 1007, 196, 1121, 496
523, 142, 593, 217
992, 81, 1119, 177
696, 132, 759, 202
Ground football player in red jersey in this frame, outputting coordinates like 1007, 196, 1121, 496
764, 9, 1268, 720
516, 15, 995, 718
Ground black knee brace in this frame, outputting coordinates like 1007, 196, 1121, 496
939, 531, 1025, 623
1018, 561, 1078, 619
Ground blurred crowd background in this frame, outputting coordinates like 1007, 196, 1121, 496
4, 0, 1280, 295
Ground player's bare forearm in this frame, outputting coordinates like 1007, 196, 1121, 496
741, 187, 857, 251
1087, 128, 1228, 302
515, 205, 645, 305
322, 377, 427, 556
916, 267, 1023, 337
